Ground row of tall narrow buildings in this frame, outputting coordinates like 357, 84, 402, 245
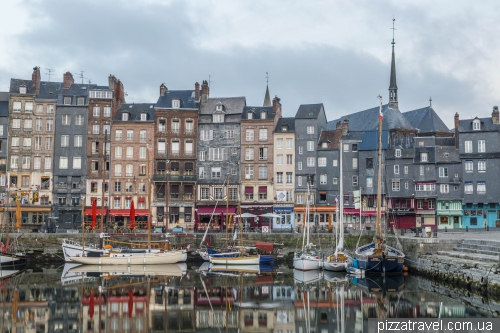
0, 40, 498, 232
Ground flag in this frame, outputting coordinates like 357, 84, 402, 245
334, 196, 338, 205
233, 228, 237, 241
129, 200, 135, 229
91, 199, 97, 229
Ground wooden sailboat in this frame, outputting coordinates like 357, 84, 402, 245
354, 96, 405, 274
323, 140, 350, 271
293, 178, 321, 271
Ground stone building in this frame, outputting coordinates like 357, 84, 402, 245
0, 92, 8, 203
153, 83, 199, 229
196, 81, 244, 231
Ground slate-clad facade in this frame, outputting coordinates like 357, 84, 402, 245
0, 92, 9, 204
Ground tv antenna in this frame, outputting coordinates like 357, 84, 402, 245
208, 75, 214, 89
44, 68, 55, 82
78, 71, 88, 84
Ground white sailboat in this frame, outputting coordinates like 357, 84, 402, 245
293, 178, 321, 271
323, 139, 350, 271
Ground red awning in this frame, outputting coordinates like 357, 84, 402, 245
244, 187, 253, 194
138, 197, 145, 203
259, 186, 267, 193
109, 209, 149, 217
84, 208, 108, 216
196, 206, 236, 215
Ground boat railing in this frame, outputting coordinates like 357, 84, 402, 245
63, 239, 99, 249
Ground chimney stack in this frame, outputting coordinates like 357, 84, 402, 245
336, 121, 342, 130
32, 66, 41, 94
160, 84, 167, 96
201, 80, 209, 103
272, 95, 281, 115
195, 82, 200, 101
492, 106, 499, 124
341, 119, 349, 135
454, 112, 460, 148
63, 71, 74, 88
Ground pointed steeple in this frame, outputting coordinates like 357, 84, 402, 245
389, 18, 398, 110
263, 72, 271, 106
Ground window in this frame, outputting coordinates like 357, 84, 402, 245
35, 118, 42, 131
259, 129, 267, 141
392, 180, 400, 191
64, 97, 71, 105
139, 130, 146, 142
296, 194, 303, 204
415, 183, 436, 191
61, 135, 69, 147
47, 104, 54, 113
277, 172, 283, 183
478, 140, 485, 153
139, 147, 146, 159
158, 119, 166, 132
25, 102, 33, 112
428, 200, 435, 209
212, 114, 224, 122
10, 156, 18, 168
464, 182, 473, 194
477, 181, 486, 194
260, 111, 266, 119
394, 165, 399, 174
246, 129, 254, 141
122, 113, 129, 121
259, 166, 267, 179
473, 119, 481, 130
200, 187, 209, 199
13, 101, 21, 112
465, 141, 472, 153
420, 152, 428, 162
286, 172, 293, 183
307, 157, 315, 167
198, 167, 205, 179
404, 165, 408, 174
245, 166, 254, 179
307, 126, 314, 134
92, 141, 99, 154
23, 138, 31, 149
115, 146, 122, 158
73, 157, 81, 169
276, 154, 283, 165
199, 151, 205, 161
171, 140, 180, 154
395, 149, 401, 157
93, 106, 100, 117
44, 157, 51, 170
211, 167, 221, 179
366, 158, 373, 169
114, 181, 121, 192
115, 164, 122, 176
298, 146, 303, 154
139, 164, 146, 176
225, 129, 234, 139
320, 174, 327, 185
186, 120, 194, 134
307, 141, 314, 151
115, 130, 122, 141
353, 175, 358, 186
259, 148, 268, 160
23, 119, 32, 131
200, 129, 213, 141
126, 164, 133, 177
11, 137, 19, 148
34, 156, 41, 170
366, 176, 373, 188
157, 140, 166, 154
298, 176, 302, 187
12, 119, 20, 129
103, 124, 110, 135
59, 157, 68, 169
420, 165, 424, 175
465, 160, 473, 172
127, 130, 134, 140
298, 161, 302, 170
352, 158, 358, 169
440, 184, 449, 193
277, 138, 283, 149
34, 137, 41, 150
286, 154, 292, 164
126, 146, 133, 158
286, 138, 293, 149
478, 160, 486, 172
247, 112, 253, 120
209, 148, 226, 161
62, 115, 70, 125
172, 119, 180, 133
439, 167, 448, 177
92, 124, 99, 134
318, 157, 326, 167
113, 197, 121, 208
45, 137, 53, 150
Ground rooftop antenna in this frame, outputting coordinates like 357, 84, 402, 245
44, 68, 55, 82
78, 71, 87, 84
87, 79, 92, 84
208, 75, 214, 89
429, 96, 432, 107
390, 16, 397, 45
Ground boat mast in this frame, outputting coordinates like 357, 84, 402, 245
225, 173, 229, 247
147, 145, 151, 250
99, 129, 108, 249
376, 96, 383, 250
338, 140, 344, 253
306, 178, 311, 248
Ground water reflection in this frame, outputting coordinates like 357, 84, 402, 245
0, 264, 491, 332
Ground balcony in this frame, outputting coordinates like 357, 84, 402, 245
153, 174, 167, 182
169, 175, 196, 181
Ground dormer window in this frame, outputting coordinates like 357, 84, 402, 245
395, 149, 401, 157
281, 125, 287, 131
261, 111, 266, 119
216, 103, 223, 111
122, 113, 129, 121
248, 112, 253, 120
172, 99, 180, 108
63, 97, 71, 105
420, 152, 428, 162
321, 142, 328, 148
140, 113, 147, 121
19, 86, 26, 94
473, 119, 481, 130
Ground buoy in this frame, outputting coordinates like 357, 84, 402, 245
104, 244, 113, 249
403, 266, 408, 272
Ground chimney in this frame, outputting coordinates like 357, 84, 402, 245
201, 80, 209, 103
492, 106, 499, 124
341, 119, 349, 135
160, 83, 167, 96
195, 82, 200, 101
108, 75, 117, 90
63, 71, 74, 88
336, 121, 342, 130
454, 112, 459, 148
32, 66, 41, 94
272, 95, 281, 115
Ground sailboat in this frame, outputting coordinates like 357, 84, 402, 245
323, 140, 350, 271
293, 178, 321, 271
354, 96, 405, 274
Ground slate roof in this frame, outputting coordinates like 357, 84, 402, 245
327, 104, 414, 132
156, 90, 200, 109
403, 107, 450, 134
0, 92, 8, 101
37, 81, 62, 99
199, 97, 246, 115
435, 146, 461, 163
458, 117, 500, 133
9, 79, 35, 94
295, 104, 324, 119
243, 106, 274, 120
0, 92, 8, 117
318, 130, 342, 149
274, 117, 295, 133
115, 103, 156, 122
358, 130, 389, 150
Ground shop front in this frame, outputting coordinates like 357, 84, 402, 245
388, 208, 415, 230
294, 206, 336, 233
273, 206, 294, 232
195, 206, 237, 232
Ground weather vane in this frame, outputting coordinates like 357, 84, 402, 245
391, 17, 397, 45
266, 72, 269, 85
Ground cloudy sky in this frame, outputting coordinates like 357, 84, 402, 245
1, 0, 499, 128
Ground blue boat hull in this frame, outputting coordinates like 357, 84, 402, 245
355, 243, 405, 274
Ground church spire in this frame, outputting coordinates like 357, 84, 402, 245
263, 72, 271, 107
389, 18, 398, 110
